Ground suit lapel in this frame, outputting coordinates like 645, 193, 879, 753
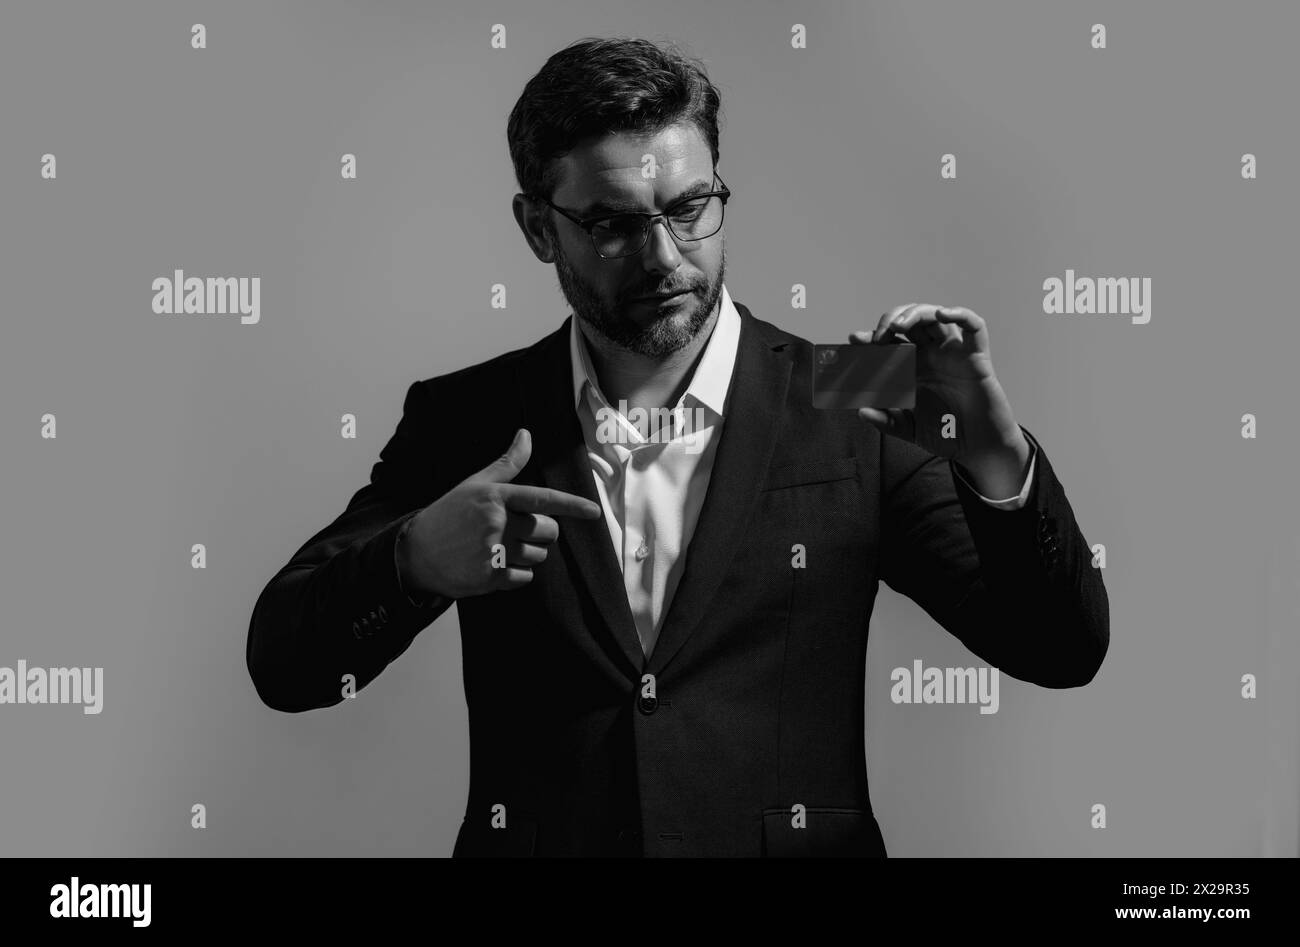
646, 303, 792, 676
521, 319, 646, 678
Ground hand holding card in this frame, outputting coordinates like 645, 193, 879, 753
834, 304, 1029, 481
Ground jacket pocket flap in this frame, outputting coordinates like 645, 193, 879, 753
763, 456, 858, 491
762, 807, 885, 857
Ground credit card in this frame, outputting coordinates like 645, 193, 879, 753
812, 342, 916, 409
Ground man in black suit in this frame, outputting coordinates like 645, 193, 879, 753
246, 36, 1108, 857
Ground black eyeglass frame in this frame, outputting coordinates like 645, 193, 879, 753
528, 172, 731, 259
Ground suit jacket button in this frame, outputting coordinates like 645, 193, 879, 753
637, 694, 659, 715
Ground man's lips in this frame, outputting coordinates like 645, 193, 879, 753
634, 289, 692, 301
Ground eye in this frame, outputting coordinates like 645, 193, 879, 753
593, 215, 643, 236
669, 198, 710, 221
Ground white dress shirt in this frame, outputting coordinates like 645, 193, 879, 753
569, 283, 1037, 658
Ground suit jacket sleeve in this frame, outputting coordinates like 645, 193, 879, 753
246, 379, 453, 712
878, 424, 1109, 687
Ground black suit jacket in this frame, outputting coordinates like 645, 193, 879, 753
246, 301, 1109, 857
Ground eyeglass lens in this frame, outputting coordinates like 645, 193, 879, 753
590, 195, 724, 258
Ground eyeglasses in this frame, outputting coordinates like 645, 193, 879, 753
530, 172, 731, 260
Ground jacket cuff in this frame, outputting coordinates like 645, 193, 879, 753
349, 511, 448, 642
951, 439, 1038, 509
393, 511, 433, 607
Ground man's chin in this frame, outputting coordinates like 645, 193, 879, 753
578, 293, 711, 356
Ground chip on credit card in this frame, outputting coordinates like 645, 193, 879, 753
812, 342, 916, 409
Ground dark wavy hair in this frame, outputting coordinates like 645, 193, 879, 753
507, 36, 723, 202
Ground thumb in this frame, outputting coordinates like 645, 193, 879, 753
856, 407, 915, 442
856, 407, 889, 433
472, 428, 532, 483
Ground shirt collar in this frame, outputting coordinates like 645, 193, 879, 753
569, 282, 741, 417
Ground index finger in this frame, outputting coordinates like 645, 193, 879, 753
867, 303, 917, 344
498, 483, 603, 519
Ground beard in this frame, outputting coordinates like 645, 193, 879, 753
549, 220, 726, 359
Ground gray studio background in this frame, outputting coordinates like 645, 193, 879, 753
1, 0, 1296, 857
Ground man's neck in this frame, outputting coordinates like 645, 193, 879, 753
579, 300, 721, 413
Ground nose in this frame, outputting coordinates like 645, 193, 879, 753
641, 218, 682, 275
